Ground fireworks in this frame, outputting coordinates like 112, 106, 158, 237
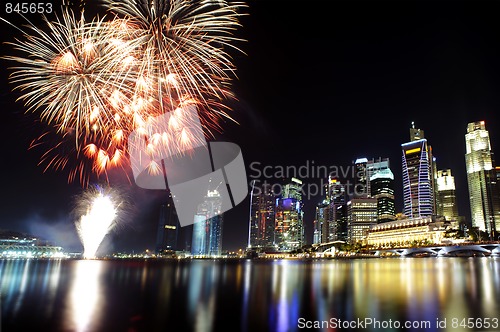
3, 0, 246, 184
74, 185, 123, 259
101, 0, 246, 111
6, 10, 139, 183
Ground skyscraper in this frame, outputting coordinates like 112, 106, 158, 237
349, 159, 378, 242
436, 169, 459, 227
367, 158, 395, 222
401, 124, 434, 218
191, 189, 224, 257
327, 178, 349, 242
465, 121, 500, 237
275, 178, 304, 251
313, 177, 349, 244
370, 173, 395, 223
313, 199, 329, 244
155, 195, 179, 254
347, 197, 378, 243
248, 181, 275, 250
354, 158, 369, 197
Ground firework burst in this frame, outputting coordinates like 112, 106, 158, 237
5, 9, 144, 182
102, 0, 246, 113
3, 0, 246, 185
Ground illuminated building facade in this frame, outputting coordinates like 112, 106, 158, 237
353, 157, 396, 223
465, 121, 500, 236
354, 158, 369, 197
401, 124, 434, 218
347, 197, 378, 242
0, 232, 66, 259
248, 181, 275, 250
275, 178, 304, 251
155, 192, 179, 254
367, 158, 396, 223
436, 169, 459, 228
328, 178, 349, 242
410, 124, 439, 203
313, 199, 329, 244
191, 189, 224, 257
313, 178, 348, 244
366, 216, 447, 247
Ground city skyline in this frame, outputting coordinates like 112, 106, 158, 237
190, 118, 497, 252
1, 0, 500, 252
2, 2, 500, 331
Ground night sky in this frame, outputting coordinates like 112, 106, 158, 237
1, 0, 500, 253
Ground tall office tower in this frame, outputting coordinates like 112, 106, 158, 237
275, 178, 304, 251
409, 122, 439, 212
436, 169, 459, 228
313, 199, 329, 244
347, 197, 378, 243
155, 194, 179, 254
328, 178, 349, 241
313, 178, 348, 244
248, 181, 275, 250
366, 158, 396, 222
282, 177, 303, 200
465, 121, 500, 236
401, 124, 434, 218
207, 215, 223, 256
354, 158, 369, 197
370, 169, 396, 223
191, 189, 224, 257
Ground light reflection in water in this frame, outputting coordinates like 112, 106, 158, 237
67, 260, 103, 332
241, 260, 251, 332
43, 259, 62, 318
272, 260, 302, 332
188, 261, 218, 332
0, 259, 63, 322
0, 257, 499, 332
13, 259, 31, 316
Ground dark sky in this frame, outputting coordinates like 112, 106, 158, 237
1, 0, 500, 253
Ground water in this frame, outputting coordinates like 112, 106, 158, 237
1, 257, 499, 332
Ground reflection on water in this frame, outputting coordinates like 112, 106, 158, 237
1, 257, 499, 331
0, 259, 62, 319
68, 260, 103, 332
188, 261, 217, 332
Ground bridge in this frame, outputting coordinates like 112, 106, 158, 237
312, 241, 346, 250
370, 243, 500, 257
312, 241, 346, 257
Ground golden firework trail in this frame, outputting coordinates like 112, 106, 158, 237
3, 0, 247, 185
